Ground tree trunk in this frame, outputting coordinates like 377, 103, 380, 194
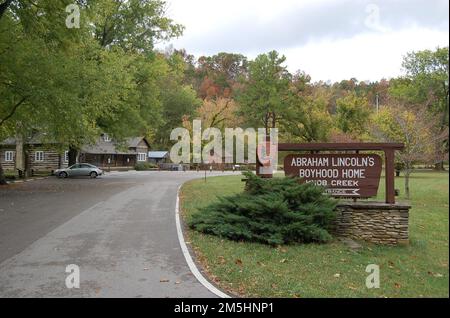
15, 133, 25, 178
68, 147, 78, 166
264, 112, 270, 136
404, 169, 411, 200
434, 161, 445, 171
0, 163, 7, 185
24, 147, 31, 177
436, 81, 449, 172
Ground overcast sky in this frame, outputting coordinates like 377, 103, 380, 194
159, 0, 449, 83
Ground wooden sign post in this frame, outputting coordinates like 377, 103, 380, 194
277, 143, 404, 204
256, 142, 410, 245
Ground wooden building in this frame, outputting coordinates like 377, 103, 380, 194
0, 136, 69, 175
148, 151, 170, 164
1, 133, 151, 175
79, 134, 150, 169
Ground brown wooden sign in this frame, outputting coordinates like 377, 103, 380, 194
284, 153, 382, 198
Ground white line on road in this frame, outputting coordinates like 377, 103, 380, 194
175, 185, 230, 298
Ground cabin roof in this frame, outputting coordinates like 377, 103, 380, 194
148, 151, 169, 159
81, 137, 149, 155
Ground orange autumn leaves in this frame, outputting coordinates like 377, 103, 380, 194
183, 97, 243, 132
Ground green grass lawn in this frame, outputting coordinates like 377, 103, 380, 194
180, 171, 449, 297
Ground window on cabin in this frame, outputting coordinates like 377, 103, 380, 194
64, 151, 69, 162
103, 134, 111, 142
5, 151, 14, 162
35, 151, 44, 162
137, 153, 147, 162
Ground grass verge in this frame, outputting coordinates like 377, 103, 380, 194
180, 171, 449, 297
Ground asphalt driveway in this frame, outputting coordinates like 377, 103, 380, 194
0, 171, 236, 297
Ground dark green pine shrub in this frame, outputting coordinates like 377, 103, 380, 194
189, 172, 338, 245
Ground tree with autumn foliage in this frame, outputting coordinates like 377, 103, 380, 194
193, 53, 248, 99
390, 47, 449, 170
371, 101, 448, 198
197, 98, 242, 130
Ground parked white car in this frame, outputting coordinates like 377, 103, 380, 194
54, 163, 103, 178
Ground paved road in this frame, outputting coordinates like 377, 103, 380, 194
0, 171, 236, 297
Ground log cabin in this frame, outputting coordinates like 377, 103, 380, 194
79, 134, 150, 169
0, 133, 151, 175
0, 135, 69, 175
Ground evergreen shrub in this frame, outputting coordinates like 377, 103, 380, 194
189, 171, 338, 245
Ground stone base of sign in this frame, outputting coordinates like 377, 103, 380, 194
332, 201, 411, 245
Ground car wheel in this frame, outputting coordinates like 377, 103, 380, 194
90, 171, 98, 179
59, 172, 68, 178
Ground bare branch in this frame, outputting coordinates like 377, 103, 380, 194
0, 97, 27, 126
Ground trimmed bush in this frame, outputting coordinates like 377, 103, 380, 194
135, 162, 157, 171
189, 172, 337, 245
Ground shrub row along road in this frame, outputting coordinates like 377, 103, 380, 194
0, 171, 236, 297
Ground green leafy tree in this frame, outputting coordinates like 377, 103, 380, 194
151, 51, 201, 148
335, 92, 371, 138
0, 0, 184, 182
283, 96, 333, 142
0, 2, 95, 179
390, 47, 449, 169
88, 0, 184, 53
282, 75, 333, 142
237, 51, 292, 135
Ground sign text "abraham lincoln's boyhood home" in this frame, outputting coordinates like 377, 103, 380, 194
284, 154, 382, 198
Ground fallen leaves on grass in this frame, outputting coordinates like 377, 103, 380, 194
217, 256, 226, 264
257, 261, 266, 267
428, 271, 443, 278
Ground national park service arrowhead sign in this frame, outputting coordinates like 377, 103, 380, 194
284, 153, 382, 198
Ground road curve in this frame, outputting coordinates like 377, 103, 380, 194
0, 171, 237, 297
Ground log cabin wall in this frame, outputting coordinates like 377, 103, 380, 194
27, 144, 68, 173
0, 146, 16, 171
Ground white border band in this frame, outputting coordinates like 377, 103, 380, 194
175, 185, 231, 298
